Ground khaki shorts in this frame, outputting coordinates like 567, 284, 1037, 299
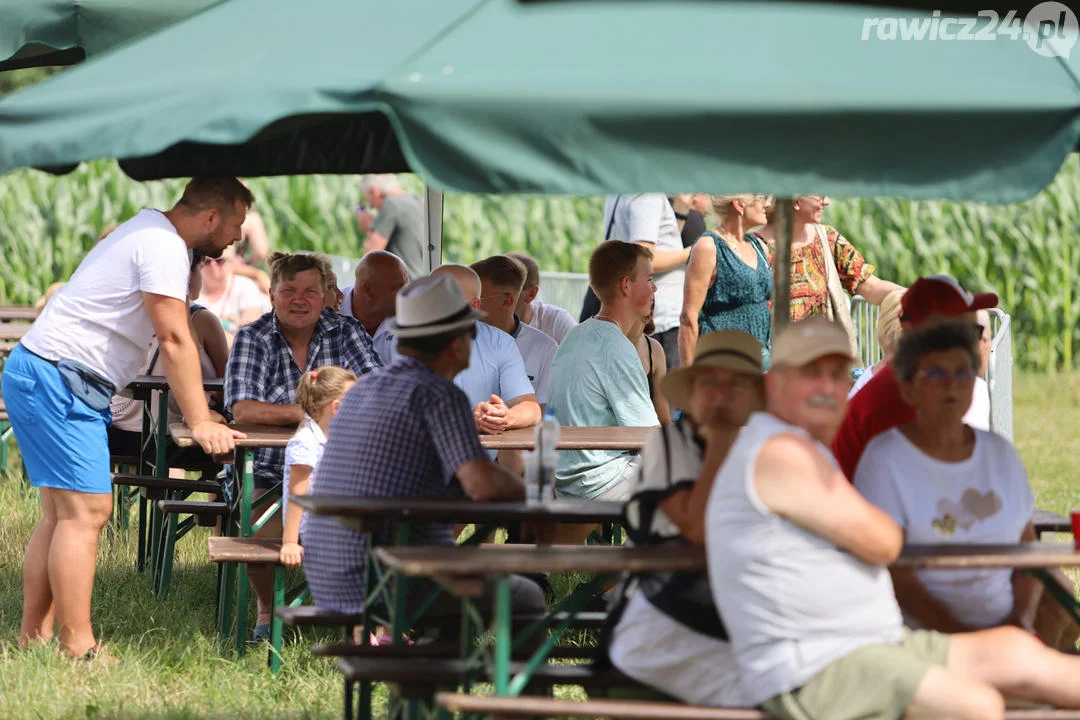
762, 629, 951, 720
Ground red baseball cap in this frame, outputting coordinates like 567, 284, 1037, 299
901, 275, 998, 325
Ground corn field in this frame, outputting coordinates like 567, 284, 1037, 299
0, 159, 1077, 371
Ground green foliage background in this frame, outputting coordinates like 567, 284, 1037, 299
1, 69, 1077, 371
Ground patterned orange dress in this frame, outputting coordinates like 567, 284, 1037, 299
754, 225, 875, 322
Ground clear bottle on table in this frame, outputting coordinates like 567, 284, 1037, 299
530, 406, 560, 504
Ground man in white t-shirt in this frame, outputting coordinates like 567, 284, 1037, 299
430, 265, 541, 435
507, 252, 577, 345
3, 178, 251, 660
471, 256, 558, 406
339, 250, 409, 365
598, 194, 690, 369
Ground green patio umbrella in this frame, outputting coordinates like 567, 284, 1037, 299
0, 0, 1078, 204
0, 0, 220, 71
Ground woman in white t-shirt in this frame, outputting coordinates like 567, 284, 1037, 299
196, 244, 271, 339
854, 321, 1078, 649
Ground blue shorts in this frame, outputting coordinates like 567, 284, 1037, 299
2, 345, 112, 494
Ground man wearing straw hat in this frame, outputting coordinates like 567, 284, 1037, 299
302, 274, 546, 625
602, 330, 764, 707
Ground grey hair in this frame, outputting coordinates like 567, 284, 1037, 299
360, 174, 400, 195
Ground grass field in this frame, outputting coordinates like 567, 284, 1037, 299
0, 373, 1077, 719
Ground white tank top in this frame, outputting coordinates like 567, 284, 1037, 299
705, 412, 904, 705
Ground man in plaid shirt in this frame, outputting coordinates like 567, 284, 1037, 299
303, 274, 546, 629
225, 251, 381, 641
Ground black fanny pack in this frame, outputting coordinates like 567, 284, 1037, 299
26, 348, 116, 414
57, 359, 116, 414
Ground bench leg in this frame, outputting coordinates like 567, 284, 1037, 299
136, 494, 148, 572
235, 564, 250, 657
155, 510, 179, 599
343, 676, 355, 720
218, 561, 236, 654
269, 565, 285, 674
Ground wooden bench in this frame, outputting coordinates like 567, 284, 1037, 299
155, 499, 230, 598
0, 306, 39, 322
113, 472, 221, 498
334, 655, 645, 717
438, 692, 764, 719
436, 691, 1080, 720
207, 537, 290, 672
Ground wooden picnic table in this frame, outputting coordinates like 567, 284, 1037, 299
1033, 509, 1072, 536
376, 540, 1080, 697
169, 422, 294, 449
294, 495, 624, 531
170, 422, 645, 453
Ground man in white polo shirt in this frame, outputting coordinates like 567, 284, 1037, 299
4, 178, 250, 660
507, 252, 577, 346
339, 250, 409, 365
471, 256, 558, 406
430, 265, 541, 435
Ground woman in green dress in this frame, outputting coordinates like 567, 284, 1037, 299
679, 195, 774, 367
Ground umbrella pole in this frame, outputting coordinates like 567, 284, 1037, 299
772, 199, 793, 335
424, 185, 444, 273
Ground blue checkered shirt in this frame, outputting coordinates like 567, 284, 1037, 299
224, 309, 382, 486
301, 355, 486, 613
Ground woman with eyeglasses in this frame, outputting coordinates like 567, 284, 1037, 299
679, 195, 774, 368
854, 321, 1078, 649
196, 243, 271, 340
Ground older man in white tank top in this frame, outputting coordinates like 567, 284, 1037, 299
707, 318, 1080, 720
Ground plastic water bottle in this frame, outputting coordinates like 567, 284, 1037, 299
532, 407, 560, 504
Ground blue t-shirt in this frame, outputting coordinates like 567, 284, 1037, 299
454, 322, 535, 407
547, 318, 659, 498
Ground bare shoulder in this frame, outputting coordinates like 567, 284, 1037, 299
756, 433, 831, 483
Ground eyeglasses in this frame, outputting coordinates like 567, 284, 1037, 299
479, 292, 511, 302
916, 367, 975, 386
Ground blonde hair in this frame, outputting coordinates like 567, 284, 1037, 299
296, 366, 357, 418
710, 194, 757, 219
876, 289, 905, 358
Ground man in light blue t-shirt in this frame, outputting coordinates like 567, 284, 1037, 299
430, 265, 541, 435
548, 241, 660, 501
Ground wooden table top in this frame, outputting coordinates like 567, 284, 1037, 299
479, 426, 651, 451
170, 423, 295, 449
893, 542, 1080, 569
168, 422, 649, 452
376, 541, 1080, 581
127, 375, 224, 400
377, 544, 705, 577
1032, 509, 1072, 534
295, 495, 624, 525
